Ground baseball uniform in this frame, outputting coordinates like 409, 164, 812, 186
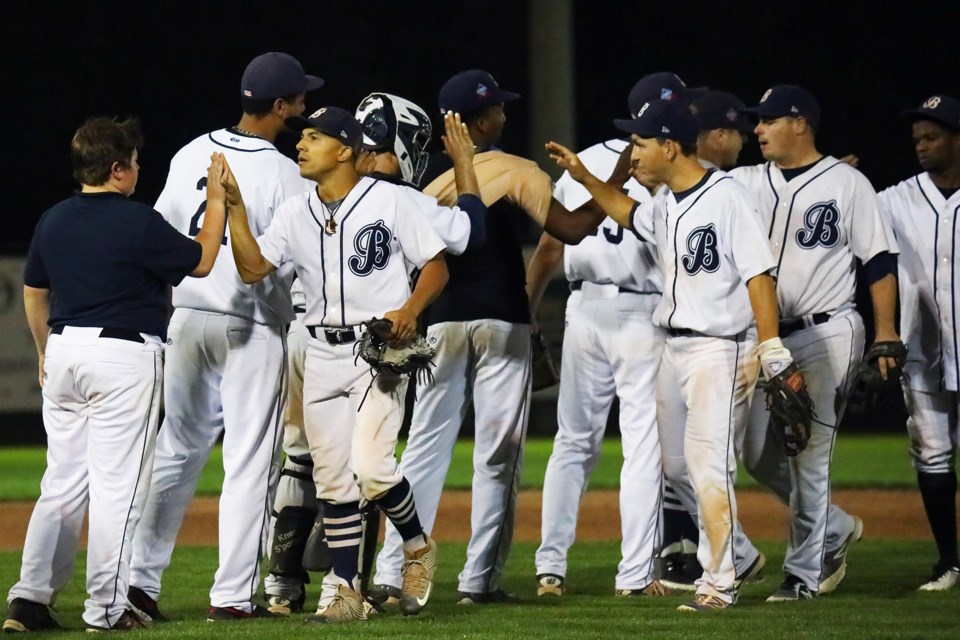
733, 156, 896, 594
628, 168, 775, 604
879, 170, 960, 587
255, 174, 446, 609
8, 174, 204, 630
128, 127, 309, 613
534, 138, 666, 594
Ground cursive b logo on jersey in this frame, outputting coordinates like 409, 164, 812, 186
796, 200, 841, 249
348, 220, 392, 276
681, 224, 721, 275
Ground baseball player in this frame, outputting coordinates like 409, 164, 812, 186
126, 52, 323, 621
526, 73, 681, 599
547, 99, 786, 611
733, 85, 899, 601
371, 70, 557, 606
878, 94, 960, 591
263, 96, 486, 615
4, 118, 227, 632
223, 106, 449, 623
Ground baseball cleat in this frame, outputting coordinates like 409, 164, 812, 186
734, 551, 767, 589
206, 604, 275, 621
367, 583, 402, 607
127, 586, 168, 622
766, 575, 815, 602
536, 574, 565, 597
400, 535, 438, 616
3, 598, 61, 633
307, 585, 367, 624
86, 609, 150, 632
456, 589, 520, 605
676, 593, 733, 612
615, 580, 673, 597
918, 561, 960, 592
266, 592, 305, 615
818, 515, 864, 594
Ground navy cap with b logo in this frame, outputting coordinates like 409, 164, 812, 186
626, 72, 706, 118
740, 85, 821, 130
285, 107, 362, 148
613, 99, 699, 146
902, 95, 960, 130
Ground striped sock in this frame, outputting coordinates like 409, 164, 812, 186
375, 478, 424, 544
322, 501, 361, 587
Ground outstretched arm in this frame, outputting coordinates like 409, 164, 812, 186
546, 141, 639, 229
189, 153, 229, 277
218, 154, 278, 284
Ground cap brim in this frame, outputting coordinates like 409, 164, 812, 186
900, 108, 959, 129
495, 89, 521, 103
304, 75, 325, 92
613, 118, 656, 137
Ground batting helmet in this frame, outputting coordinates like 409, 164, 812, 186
355, 93, 433, 186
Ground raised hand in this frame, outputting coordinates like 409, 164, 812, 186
545, 141, 590, 183
442, 112, 474, 165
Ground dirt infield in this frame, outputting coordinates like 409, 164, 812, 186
0, 489, 939, 551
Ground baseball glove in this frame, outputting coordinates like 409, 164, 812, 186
765, 362, 815, 457
355, 317, 435, 379
531, 330, 560, 392
845, 341, 907, 414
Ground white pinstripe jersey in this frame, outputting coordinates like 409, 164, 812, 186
156, 129, 311, 325
730, 157, 897, 320
880, 173, 960, 391
553, 139, 661, 293
630, 170, 775, 336
258, 176, 446, 327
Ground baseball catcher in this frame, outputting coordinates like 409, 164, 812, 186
845, 340, 908, 414
758, 337, 815, 456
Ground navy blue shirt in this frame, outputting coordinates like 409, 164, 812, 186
24, 192, 201, 339
420, 152, 531, 326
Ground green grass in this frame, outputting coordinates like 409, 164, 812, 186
0, 541, 953, 638
0, 434, 916, 501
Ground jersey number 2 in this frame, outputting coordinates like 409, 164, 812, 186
188, 177, 227, 245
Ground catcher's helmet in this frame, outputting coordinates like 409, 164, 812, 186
355, 93, 433, 186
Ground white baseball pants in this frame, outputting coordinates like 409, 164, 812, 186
8, 327, 163, 630
535, 288, 664, 590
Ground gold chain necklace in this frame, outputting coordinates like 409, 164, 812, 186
232, 126, 267, 141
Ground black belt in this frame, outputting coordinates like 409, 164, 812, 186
779, 313, 830, 339
665, 328, 695, 337
293, 304, 307, 314
569, 280, 654, 295
50, 326, 145, 343
307, 326, 359, 345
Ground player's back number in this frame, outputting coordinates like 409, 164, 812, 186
188, 176, 227, 245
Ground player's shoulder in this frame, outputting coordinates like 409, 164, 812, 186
879, 173, 924, 198
476, 149, 547, 176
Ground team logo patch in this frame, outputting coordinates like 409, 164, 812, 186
681, 224, 721, 275
923, 96, 942, 110
796, 200, 842, 249
309, 107, 327, 118
476, 83, 489, 97
726, 108, 738, 123
660, 88, 674, 100
348, 220, 393, 276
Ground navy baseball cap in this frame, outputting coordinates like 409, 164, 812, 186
626, 72, 705, 118
241, 52, 324, 100
614, 99, 699, 146
902, 95, 960, 131
285, 107, 362, 148
691, 91, 754, 134
740, 85, 821, 130
438, 70, 520, 115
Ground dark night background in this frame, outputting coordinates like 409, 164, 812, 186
0, 0, 955, 435
2, 0, 956, 253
